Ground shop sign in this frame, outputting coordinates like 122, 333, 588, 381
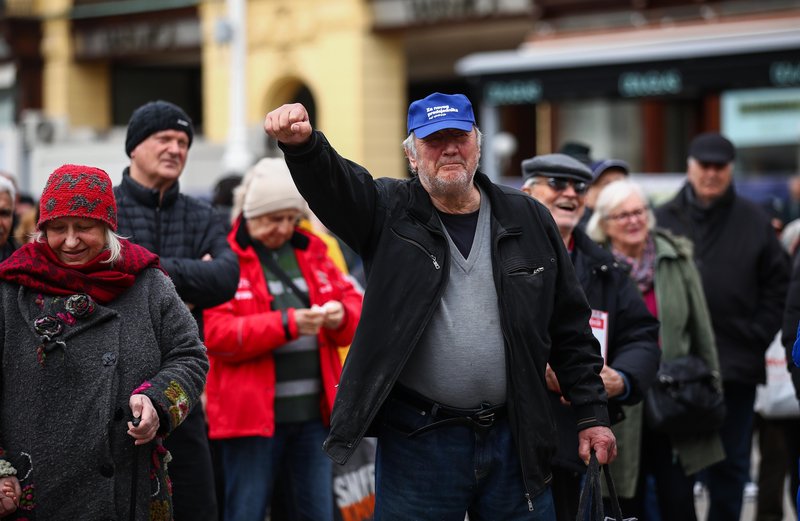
485, 79, 541, 105
770, 61, 800, 87
618, 69, 682, 98
74, 18, 201, 59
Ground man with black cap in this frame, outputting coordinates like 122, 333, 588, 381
521, 154, 660, 521
655, 132, 789, 521
264, 93, 617, 520
114, 100, 239, 521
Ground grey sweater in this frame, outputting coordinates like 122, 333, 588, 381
0, 268, 208, 520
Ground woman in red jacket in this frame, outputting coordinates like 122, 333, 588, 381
203, 158, 363, 521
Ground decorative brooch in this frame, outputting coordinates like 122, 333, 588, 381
34, 294, 96, 366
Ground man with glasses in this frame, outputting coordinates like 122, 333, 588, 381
521, 153, 660, 521
655, 133, 790, 521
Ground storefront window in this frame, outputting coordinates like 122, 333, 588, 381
722, 88, 800, 176
555, 98, 642, 170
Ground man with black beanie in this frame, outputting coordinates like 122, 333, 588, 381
114, 100, 239, 521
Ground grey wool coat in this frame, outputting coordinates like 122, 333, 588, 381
0, 268, 208, 520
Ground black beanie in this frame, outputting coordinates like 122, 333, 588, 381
125, 100, 194, 157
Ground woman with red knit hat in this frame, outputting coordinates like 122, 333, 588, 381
0, 164, 208, 520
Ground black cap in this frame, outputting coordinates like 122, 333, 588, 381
521, 153, 593, 183
125, 100, 194, 157
591, 159, 630, 181
558, 141, 592, 166
688, 133, 735, 164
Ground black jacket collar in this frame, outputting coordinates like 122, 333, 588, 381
120, 167, 181, 209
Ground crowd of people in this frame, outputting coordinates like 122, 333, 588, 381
0, 91, 796, 521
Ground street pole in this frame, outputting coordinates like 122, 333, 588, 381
221, 0, 253, 174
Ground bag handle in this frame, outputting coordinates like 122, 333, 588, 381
576, 450, 629, 521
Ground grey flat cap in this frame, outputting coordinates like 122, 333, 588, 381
521, 153, 592, 183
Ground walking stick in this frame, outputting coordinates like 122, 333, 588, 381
129, 416, 141, 521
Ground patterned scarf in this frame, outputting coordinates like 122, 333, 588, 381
611, 234, 656, 294
0, 239, 162, 304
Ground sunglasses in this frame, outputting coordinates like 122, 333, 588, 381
533, 177, 589, 195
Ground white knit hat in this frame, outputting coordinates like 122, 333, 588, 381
242, 158, 305, 219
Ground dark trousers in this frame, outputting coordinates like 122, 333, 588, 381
706, 382, 756, 521
375, 395, 556, 520
609, 427, 696, 521
551, 467, 582, 521
163, 405, 219, 521
755, 414, 800, 521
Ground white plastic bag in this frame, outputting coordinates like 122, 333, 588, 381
754, 332, 800, 418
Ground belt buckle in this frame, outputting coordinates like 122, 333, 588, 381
474, 403, 496, 428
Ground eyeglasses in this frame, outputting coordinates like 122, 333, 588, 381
605, 207, 648, 223
532, 177, 589, 195
0, 209, 12, 219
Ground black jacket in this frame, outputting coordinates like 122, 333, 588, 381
114, 169, 239, 333
281, 131, 610, 498
655, 183, 789, 385
550, 229, 660, 472
781, 253, 800, 400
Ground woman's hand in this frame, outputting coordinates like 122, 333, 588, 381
0, 476, 20, 517
128, 394, 160, 445
320, 301, 344, 330
294, 308, 325, 336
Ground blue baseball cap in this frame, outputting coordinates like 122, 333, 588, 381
407, 92, 476, 139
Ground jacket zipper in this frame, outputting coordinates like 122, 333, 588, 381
392, 230, 441, 270
338, 226, 449, 454
492, 226, 537, 510
154, 206, 162, 255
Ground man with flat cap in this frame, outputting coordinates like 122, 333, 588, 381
522, 153, 660, 521
115, 100, 239, 521
264, 92, 617, 520
655, 132, 789, 521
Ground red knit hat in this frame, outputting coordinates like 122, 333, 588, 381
38, 164, 117, 231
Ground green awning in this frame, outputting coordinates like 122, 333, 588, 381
71, 0, 198, 19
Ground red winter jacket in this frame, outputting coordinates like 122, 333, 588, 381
203, 218, 362, 439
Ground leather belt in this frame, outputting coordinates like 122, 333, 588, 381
392, 385, 506, 439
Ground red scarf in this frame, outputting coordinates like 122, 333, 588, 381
0, 240, 163, 304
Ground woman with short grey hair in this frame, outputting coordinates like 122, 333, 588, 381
586, 178, 723, 520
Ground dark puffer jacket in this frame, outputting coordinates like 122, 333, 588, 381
114, 169, 239, 332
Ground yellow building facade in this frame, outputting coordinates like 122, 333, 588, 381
201, 0, 407, 177
31, 0, 408, 179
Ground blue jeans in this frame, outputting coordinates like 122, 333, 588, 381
375, 395, 556, 521
220, 420, 333, 521
705, 382, 756, 521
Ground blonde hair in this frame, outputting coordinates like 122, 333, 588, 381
586, 179, 656, 243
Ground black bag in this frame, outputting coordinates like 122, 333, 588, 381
644, 354, 726, 435
576, 451, 637, 521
